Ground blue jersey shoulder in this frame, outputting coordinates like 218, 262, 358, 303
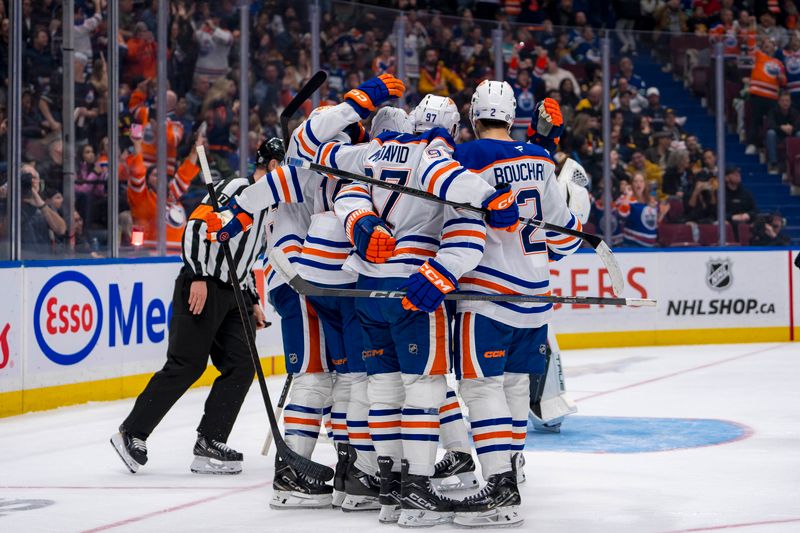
454, 139, 553, 170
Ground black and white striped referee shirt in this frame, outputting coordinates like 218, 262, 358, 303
181, 175, 269, 297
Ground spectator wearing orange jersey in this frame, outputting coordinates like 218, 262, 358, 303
129, 85, 185, 176
126, 127, 202, 250
124, 22, 157, 84
746, 38, 786, 153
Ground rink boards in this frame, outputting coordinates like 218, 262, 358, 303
0, 248, 797, 417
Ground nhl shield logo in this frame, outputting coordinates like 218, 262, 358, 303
706, 259, 733, 291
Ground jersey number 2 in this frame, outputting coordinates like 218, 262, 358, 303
516, 187, 546, 254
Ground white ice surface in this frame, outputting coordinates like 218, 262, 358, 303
1, 342, 799, 532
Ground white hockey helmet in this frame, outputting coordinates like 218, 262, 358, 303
469, 80, 516, 134
371, 106, 413, 136
411, 94, 460, 137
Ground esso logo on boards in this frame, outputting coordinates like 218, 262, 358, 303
33, 271, 103, 366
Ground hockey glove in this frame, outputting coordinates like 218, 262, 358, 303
400, 259, 458, 313
346, 209, 396, 263
204, 198, 254, 243
344, 74, 406, 119
527, 98, 564, 153
482, 183, 520, 231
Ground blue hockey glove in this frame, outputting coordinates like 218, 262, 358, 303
482, 183, 520, 231
204, 197, 253, 243
527, 98, 564, 153
344, 74, 406, 118
400, 259, 458, 313
345, 209, 396, 263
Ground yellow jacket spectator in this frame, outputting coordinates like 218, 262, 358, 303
626, 150, 664, 192
418, 47, 464, 97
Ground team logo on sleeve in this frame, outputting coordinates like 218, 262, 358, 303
706, 259, 733, 291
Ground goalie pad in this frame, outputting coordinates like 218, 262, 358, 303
529, 327, 577, 431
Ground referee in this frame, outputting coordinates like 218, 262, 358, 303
111, 138, 285, 475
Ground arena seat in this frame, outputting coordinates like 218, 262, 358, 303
665, 197, 684, 223
698, 222, 736, 246
786, 137, 800, 186
737, 222, 751, 246
657, 223, 696, 247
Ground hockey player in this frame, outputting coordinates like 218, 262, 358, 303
326, 94, 520, 527
209, 75, 408, 510
445, 82, 584, 528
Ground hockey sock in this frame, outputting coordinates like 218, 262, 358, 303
459, 376, 513, 478
331, 373, 353, 447
401, 374, 446, 477
284, 372, 333, 458
439, 387, 471, 454
368, 372, 404, 473
322, 405, 333, 442
348, 372, 378, 475
504, 373, 531, 454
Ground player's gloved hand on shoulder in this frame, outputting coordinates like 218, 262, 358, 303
400, 259, 458, 313
527, 98, 564, 153
345, 74, 406, 118
346, 209, 396, 263
204, 198, 253, 243
482, 183, 520, 231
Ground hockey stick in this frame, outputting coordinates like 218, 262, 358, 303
281, 71, 328, 152
196, 146, 334, 482
268, 248, 655, 307
287, 158, 625, 296
260, 373, 293, 456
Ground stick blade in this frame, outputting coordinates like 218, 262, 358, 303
268, 249, 299, 286
595, 241, 625, 296
625, 298, 658, 307
276, 440, 335, 481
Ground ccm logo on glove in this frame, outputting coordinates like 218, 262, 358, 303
419, 262, 455, 293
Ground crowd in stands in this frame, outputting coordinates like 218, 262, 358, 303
0, 0, 794, 258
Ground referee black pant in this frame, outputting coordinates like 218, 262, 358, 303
123, 269, 256, 442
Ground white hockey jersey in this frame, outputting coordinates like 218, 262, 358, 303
235, 102, 364, 289
452, 139, 581, 328
329, 128, 498, 280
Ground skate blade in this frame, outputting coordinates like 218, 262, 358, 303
431, 471, 480, 492
110, 434, 140, 474
379, 504, 401, 523
270, 490, 333, 510
398, 509, 455, 528
332, 490, 345, 508
190, 456, 241, 475
341, 494, 381, 512
453, 506, 524, 528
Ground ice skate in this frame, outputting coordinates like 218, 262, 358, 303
431, 450, 479, 492
341, 446, 381, 512
332, 443, 350, 507
271, 454, 333, 509
453, 470, 523, 528
377, 456, 403, 523
190, 434, 243, 475
110, 426, 147, 474
398, 459, 455, 528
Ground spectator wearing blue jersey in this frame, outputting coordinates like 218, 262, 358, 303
619, 172, 670, 247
